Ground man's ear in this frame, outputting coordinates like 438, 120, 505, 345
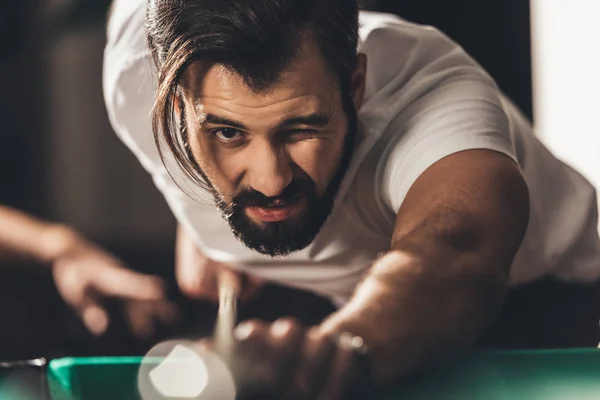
350, 53, 367, 110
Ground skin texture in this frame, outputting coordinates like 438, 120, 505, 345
181, 39, 366, 218
175, 37, 529, 398
319, 149, 529, 383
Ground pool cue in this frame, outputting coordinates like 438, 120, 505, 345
213, 277, 240, 361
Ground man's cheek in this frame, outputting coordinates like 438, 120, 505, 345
197, 157, 238, 196
313, 159, 341, 196
290, 147, 332, 188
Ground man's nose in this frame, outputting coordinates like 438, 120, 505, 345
246, 140, 293, 198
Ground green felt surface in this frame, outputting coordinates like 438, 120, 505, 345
45, 349, 600, 400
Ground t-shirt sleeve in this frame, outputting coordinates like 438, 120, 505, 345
103, 1, 163, 177
102, 1, 215, 227
380, 76, 519, 213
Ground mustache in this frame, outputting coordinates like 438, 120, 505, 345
231, 179, 315, 209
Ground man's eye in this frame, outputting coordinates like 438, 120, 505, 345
213, 128, 242, 142
287, 129, 317, 138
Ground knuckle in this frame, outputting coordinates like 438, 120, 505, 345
59, 264, 81, 284
56, 266, 87, 298
234, 320, 265, 341
179, 276, 210, 298
270, 318, 302, 338
179, 281, 200, 297
246, 319, 268, 330
306, 328, 332, 347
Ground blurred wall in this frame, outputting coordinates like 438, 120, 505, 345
531, 0, 600, 228
40, 0, 176, 248
361, 0, 533, 120
0, 2, 46, 212
44, 23, 175, 246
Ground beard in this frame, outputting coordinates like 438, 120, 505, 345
214, 95, 358, 257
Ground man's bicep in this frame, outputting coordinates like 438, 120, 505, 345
391, 149, 529, 273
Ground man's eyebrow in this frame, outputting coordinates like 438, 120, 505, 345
276, 113, 331, 130
203, 114, 248, 130
195, 95, 330, 131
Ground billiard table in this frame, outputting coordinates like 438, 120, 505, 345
2, 348, 600, 399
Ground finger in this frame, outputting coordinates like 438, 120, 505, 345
288, 328, 337, 399
232, 321, 272, 394
196, 338, 214, 352
266, 319, 305, 394
176, 226, 215, 300
233, 320, 268, 360
125, 302, 156, 340
149, 298, 181, 327
179, 259, 219, 301
80, 302, 110, 336
126, 298, 181, 339
317, 339, 358, 400
52, 261, 84, 304
93, 264, 165, 300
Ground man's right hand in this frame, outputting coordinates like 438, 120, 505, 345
175, 225, 264, 303
50, 227, 179, 338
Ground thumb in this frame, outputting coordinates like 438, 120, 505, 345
93, 263, 165, 300
176, 254, 215, 300
80, 301, 110, 336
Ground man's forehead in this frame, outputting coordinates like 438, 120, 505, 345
183, 67, 338, 124
182, 40, 339, 110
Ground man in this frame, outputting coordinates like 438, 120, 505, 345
103, 0, 600, 397
0, 205, 177, 338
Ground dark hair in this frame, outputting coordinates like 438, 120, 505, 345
146, 0, 360, 188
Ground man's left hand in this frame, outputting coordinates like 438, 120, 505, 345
208, 318, 367, 399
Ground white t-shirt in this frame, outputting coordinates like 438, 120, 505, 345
103, 1, 600, 305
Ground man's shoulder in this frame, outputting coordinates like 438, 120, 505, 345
357, 11, 490, 104
355, 13, 517, 215
357, 11, 500, 143
358, 11, 463, 65
103, 0, 152, 102
105, 0, 149, 67
103, 0, 160, 175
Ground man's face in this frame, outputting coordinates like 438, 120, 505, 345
182, 40, 365, 256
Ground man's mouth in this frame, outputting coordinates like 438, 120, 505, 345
245, 196, 303, 222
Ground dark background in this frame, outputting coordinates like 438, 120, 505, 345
0, 0, 532, 359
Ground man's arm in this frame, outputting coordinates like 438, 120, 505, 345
0, 205, 74, 265
320, 149, 529, 384
0, 204, 176, 337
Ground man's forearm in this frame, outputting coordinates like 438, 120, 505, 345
0, 205, 75, 265
320, 152, 529, 385
320, 239, 509, 385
